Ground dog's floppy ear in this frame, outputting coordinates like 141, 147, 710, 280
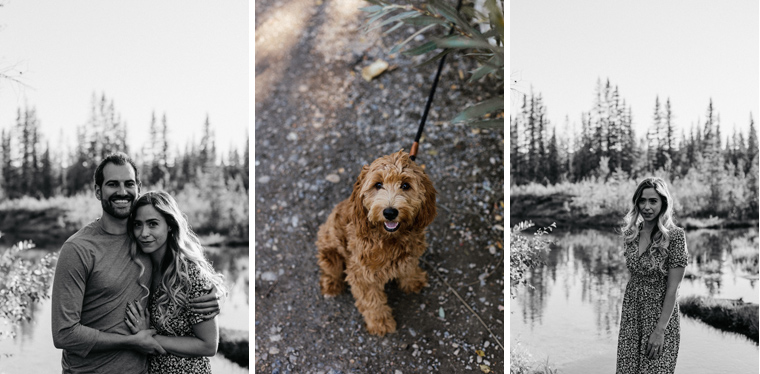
413, 169, 437, 230
350, 164, 371, 236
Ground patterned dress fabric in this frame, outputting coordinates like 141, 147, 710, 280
148, 261, 214, 374
616, 225, 688, 374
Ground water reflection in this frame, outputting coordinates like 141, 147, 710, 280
511, 227, 759, 372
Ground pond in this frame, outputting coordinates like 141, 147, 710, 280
0, 245, 249, 373
510, 227, 759, 374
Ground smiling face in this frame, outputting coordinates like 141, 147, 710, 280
132, 204, 170, 257
637, 187, 663, 223
96, 163, 139, 219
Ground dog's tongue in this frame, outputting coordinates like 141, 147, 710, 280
384, 222, 399, 229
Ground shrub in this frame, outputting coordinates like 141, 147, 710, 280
0, 236, 57, 340
362, 0, 504, 128
510, 221, 555, 297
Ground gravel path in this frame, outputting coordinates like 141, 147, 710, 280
255, 0, 504, 372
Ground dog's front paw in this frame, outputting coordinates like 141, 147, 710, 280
399, 271, 428, 294
320, 275, 346, 297
365, 313, 397, 336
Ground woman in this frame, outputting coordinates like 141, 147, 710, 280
616, 177, 688, 373
124, 191, 226, 373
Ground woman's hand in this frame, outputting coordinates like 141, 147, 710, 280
125, 300, 150, 334
646, 327, 665, 360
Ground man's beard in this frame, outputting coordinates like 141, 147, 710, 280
101, 194, 134, 219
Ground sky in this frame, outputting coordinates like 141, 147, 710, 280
0, 0, 248, 160
510, 0, 759, 143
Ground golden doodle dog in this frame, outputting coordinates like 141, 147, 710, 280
316, 150, 437, 336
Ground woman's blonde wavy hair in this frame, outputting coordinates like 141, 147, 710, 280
127, 190, 226, 333
621, 177, 676, 274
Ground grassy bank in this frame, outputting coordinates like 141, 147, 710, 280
510, 177, 759, 229
679, 295, 759, 343
219, 327, 249, 368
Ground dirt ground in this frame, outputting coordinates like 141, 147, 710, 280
254, 0, 505, 372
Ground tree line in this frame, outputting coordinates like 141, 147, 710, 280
0, 93, 249, 200
511, 78, 759, 185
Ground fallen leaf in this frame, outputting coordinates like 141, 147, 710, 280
361, 60, 389, 81
479, 364, 490, 373
476, 349, 485, 357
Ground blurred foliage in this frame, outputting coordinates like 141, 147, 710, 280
510, 340, 560, 374
361, 0, 504, 128
510, 221, 555, 298
0, 235, 57, 340
511, 167, 759, 222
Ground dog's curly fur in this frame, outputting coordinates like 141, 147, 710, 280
316, 150, 437, 336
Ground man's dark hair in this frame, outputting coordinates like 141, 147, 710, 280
93, 152, 141, 187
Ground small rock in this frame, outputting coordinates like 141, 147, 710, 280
269, 347, 280, 355
287, 132, 298, 141
298, 85, 309, 93
269, 334, 282, 342
259, 176, 271, 184
326, 174, 340, 183
261, 271, 278, 282
409, 328, 416, 337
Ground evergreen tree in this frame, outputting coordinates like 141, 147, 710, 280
748, 113, 758, 174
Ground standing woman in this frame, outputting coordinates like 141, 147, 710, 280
124, 191, 227, 373
616, 177, 688, 373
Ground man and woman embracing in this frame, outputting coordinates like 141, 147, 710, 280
51, 152, 226, 374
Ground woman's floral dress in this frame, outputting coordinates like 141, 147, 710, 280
616, 225, 688, 374
149, 261, 214, 374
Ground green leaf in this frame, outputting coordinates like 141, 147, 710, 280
435, 36, 499, 52
414, 49, 451, 68
383, 20, 406, 36
369, 10, 420, 31
390, 23, 436, 54
401, 41, 438, 56
359, 5, 383, 13
452, 96, 504, 123
468, 119, 504, 129
469, 63, 497, 83
428, 0, 480, 37
485, 0, 504, 39
402, 15, 448, 26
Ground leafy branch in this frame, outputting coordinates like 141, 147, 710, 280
0, 235, 58, 341
509, 221, 555, 297
361, 0, 504, 128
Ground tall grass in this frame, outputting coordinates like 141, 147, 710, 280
680, 295, 759, 343
512, 171, 757, 222
510, 341, 560, 374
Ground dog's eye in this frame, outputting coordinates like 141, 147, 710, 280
375, 182, 383, 189
401, 182, 411, 190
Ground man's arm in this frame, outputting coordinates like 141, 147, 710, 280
51, 243, 165, 356
153, 318, 219, 357
187, 287, 221, 319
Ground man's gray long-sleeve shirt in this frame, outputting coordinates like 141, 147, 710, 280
51, 220, 152, 374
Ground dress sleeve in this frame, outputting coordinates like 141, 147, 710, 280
186, 262, 214, 326
667, 228, 688, 269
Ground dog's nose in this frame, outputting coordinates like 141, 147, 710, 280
383, 208, 398, 220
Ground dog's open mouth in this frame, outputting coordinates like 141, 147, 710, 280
383, 221, 400, 232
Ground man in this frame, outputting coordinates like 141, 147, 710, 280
52, 152, 218, 373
